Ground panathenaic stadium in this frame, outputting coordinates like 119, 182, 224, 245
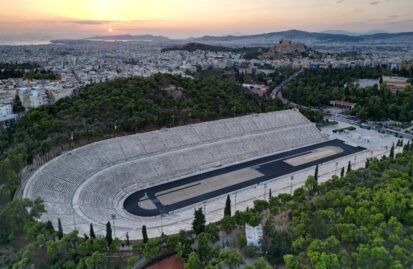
23, 109, 379, 240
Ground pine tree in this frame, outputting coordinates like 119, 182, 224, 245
404, 141, 410, 152
365, 158, 370, 168
224, 195, 231, 217
45, 220, 54, 234
106, 221, 113, 245
389, 143, 395, 158
142, 225, 148, 243
57, 218, 63, 240
341, 167, 345, 178
314, 164, 319, 181
268, 188, 272, 199
347, 161, 352, 173
13, 94, 24, 113
409, 164, 412, 177
90, 223, 96, 238
192, 208, 206, 235
126, 232, 130, 246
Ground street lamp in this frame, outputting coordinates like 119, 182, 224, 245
72, 209, 77, 230
335, 162, 338, 176
290, 175, 294, 195
234, 192, 237, 211
70, 132, 74, 148
264, 183, 267, 199
111, 214, 116, 238
160, 207, 165, 236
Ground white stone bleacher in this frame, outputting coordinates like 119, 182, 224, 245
75, 145, 110, 171
77, 122, 324, 210
23, 110, 326, 229
96, 140, 126, 164
28, 185, 72, 204
117, 135, 148, 160
78, 191, 115, 209
42, 161, 86, 186
30, 172, 77, 195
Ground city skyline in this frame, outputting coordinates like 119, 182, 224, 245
0, 0, 412, 40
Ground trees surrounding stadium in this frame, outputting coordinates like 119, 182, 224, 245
224, 194, 232, 217
57, 218, 63, 240
390, 143, 395, 158
283, 67, 413, 122
90, 223, 96, 238
314, 164, 319, 180
142, 225, 148, 243
262, 144, 413, 268
106, 222, 113, 245
192, 208, 206, 235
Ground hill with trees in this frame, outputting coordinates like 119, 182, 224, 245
162, 42, 268, 59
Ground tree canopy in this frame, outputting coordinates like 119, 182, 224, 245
283, 67, 413, 122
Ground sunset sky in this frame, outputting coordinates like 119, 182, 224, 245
0, 0, 412, 39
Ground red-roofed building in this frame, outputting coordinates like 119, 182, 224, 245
330, 100, 356, 111
145, 256, 184, 269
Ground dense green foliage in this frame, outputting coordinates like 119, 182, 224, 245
193, 67, 297, 89
349, 86, 413, 122
283, 67, 413, 121
1, 73, 284, 160
161, 43, 268, 59
262, 145, 413, 268
0, 63, 59, 80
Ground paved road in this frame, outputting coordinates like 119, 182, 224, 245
123, 139, 365, 217
270, 69, 305, 108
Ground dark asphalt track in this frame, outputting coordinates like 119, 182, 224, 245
123, 139, 364, 216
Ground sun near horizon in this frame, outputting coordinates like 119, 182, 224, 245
0, 0, 412, 38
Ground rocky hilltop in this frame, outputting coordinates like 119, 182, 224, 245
262, 39, 316, 59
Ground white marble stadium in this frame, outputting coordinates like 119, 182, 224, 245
23, 110, 396, 239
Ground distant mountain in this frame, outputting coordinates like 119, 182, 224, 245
162, 42, 234, 52
188, 29, 413, 47
322, 29, 389, 36
322, 30, 361, 36
85, 34, 172, 42
54, 30, 413, 48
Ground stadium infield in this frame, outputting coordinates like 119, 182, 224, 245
123, 139, 364, 216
